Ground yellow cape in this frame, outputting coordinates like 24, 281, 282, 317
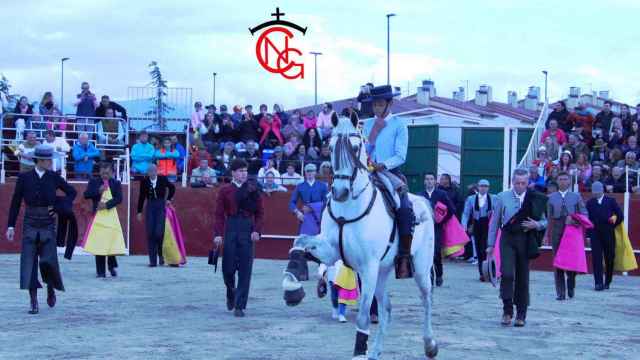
83, 187, 126, 256
614, 222, 638, 272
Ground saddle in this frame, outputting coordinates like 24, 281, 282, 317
370, 171, 402, 219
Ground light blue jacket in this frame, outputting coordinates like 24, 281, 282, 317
131, 142, 155, 174
361, 113, 408, 170
72, 142, 101, 175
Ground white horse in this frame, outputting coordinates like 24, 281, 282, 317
282, 113, 438, 359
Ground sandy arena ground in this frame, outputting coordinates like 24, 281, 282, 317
0, 254, 638, 360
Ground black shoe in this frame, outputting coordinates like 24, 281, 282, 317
435, 277, 443, 287
514, 319, 526, 327
556, 295, 566, 301
148, 264, 157, 268
226, 298, 235, 311
568, 287, 574, 299
46, 286, 56, 308
234, 309, 245, 317
97, 273, 106, 278
109, 268, 117, 277
29, 290, 39, 315
604, 283, 610, 290
159, 258, 165, 266
595, 284, 605, 291
226, 288, 235, 311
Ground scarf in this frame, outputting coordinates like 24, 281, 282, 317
474, 193, 492, 213
367, 117, 387, 150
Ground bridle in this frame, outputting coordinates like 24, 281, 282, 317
331, 131, 370, 201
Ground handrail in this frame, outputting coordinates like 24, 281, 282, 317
517, 102, 549, 169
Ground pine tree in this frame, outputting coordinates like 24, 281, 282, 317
145, 61, 174, 129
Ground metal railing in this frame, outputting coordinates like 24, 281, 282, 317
517, 102, 549, 169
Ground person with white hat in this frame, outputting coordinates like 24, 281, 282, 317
461, 179, 497, 282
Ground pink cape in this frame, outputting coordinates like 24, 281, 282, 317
434, 202, 470, 257
553, 213, 593, 274
165, 204, 188, 265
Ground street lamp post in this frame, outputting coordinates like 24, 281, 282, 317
60, 57, 70, 115
309, 52, 322, 105
212, 72, 217, 106
386, 13, 396, 85
542, 70, 548, 104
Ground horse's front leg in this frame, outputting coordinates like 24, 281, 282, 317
369, 267, 392, 360
352, 264, 378, 359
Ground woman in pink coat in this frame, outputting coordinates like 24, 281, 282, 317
259, 113, 284, 148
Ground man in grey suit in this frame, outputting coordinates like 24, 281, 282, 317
488, 169, 547, 327
461, 179, 497, 282
547, 171, 588, 300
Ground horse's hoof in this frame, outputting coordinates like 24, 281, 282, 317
425, 339, 438, 358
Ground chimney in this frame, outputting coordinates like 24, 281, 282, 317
567, 86, 580, 110
507, 91, 518, 107
452, 86, 465, 102
474, 85, 492, 106
599, 90, 609, 100
416, 80, 435, 106
596, 90, 609, 107
524, 86, 539, 111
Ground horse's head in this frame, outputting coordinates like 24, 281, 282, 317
282, 235, 338, 307
329, 112, 368, 202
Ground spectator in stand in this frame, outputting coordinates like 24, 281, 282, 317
271, 146, 287, 173
12, 96, 34, 140
532, 146, 553, 177
318, 161, 333, 179
546, 165, 560, 188
623, 136, 640, 159
244, 104, 255, 120
170, 135, 186, 175
546, 101, 571, 132
302, 128, 322, 159
273, 104, 289, 126
566, 134, 589, 159
281, 163, 303, 185
150, 135, 160, 150
543, 136, 560, 161
242, 140, 262, 176
216, 141, 237, 179
604, 167, 627, 193
190, 101, 206, 138
188, 146, 212, 174
303, 109, 317, 129
75, 82, 98, 133
255, 104, 268, 123
42, 129, 70, 174
632, 103, 640, 123
231, 105, 243, 126
584, 164, 606, 191
219, 105, 229, 120
38, 92, 60, 131
154, 137, 180, 182
190, 159, 217, 188
72, 132, 100, 179
568, 104, 594, 146
575, 152, 592, 185
290, 143, 310, 165
263, 170, 287, 194
281, 110, 306, 141
618, 151, 639, 171
218, 114, 236, 146
200, 112, 218, 154
604, 148, 624, 173
556, 150, 575, 174
97, 108, 126, 145
619, 104, 633, 133
257, 158, 281, 184
237, 109, 261, 143
595, 101, 615, 134
628, 120, 640, 140
591, 138, 609, 163
131, 130, 155, 175
317, 143, 331, 165
528, 164, 546, 192
284, 133, 302, 157
541, 119, 567, 146
607, 117, 625, 149
316, 102, 335, 139
259, 113, 284, 149
95, 95, 127, 121
16, 131, 40, 172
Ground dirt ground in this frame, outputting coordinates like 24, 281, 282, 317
0, 254, 638, 360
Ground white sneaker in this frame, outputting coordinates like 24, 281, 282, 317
339, 314, 347, 323
332, 308, 339, 319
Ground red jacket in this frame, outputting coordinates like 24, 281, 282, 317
541, 129, 567, 145
259, 115, 284, 145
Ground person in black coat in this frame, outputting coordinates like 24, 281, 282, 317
84, 162, 123, 277
585, 182, 624, 291
421, 173, 456, 287
137, 164, 175, 267
95, 95, 128, 121
546, 101, 571, 132
236, 114, 261, 143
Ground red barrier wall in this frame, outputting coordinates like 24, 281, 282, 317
1, 181, 638, 274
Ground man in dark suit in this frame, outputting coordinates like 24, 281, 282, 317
84, 161, 123, 277
586, 181, 623, 291
137, 164, 175, 267
6, 145, 76, 314
421, 172, 456, 287
214, 159, 264, 317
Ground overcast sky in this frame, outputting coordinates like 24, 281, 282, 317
2, 0, 639, 111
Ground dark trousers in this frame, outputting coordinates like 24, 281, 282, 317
473, 217, 489, 277
432, 226, 443, 279
550, 219, 575, 297
500, 231, 530, 316
95, 256, 118, 276
222, 216, 255, 310
20, 217, 64, 291
590, 225, 616, 286
145, 199, 166, 266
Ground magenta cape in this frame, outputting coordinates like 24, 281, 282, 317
434, 202, 470, 257
299, 202, 323, 235
163, 204, 187, 265
553, 213, 593, 273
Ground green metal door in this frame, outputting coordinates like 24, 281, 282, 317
517, 129, 534, 164
460, 128, 504, 193
402, 125, 438, 193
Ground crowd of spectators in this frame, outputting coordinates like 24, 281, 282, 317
533, 100, 640, 193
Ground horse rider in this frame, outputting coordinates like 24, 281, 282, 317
360, 84, 415, 279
